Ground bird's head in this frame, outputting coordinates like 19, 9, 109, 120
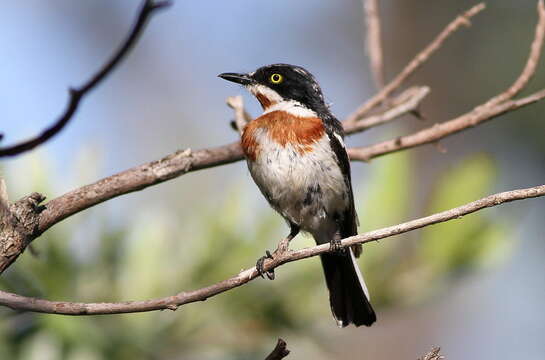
219, 64, 327, 113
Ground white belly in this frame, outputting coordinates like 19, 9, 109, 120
247, 129, 348, 237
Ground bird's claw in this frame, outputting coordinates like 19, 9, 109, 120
329, 238, 345, 254
256, 250, 275, 280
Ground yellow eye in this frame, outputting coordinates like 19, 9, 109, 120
270, 73, 283, 84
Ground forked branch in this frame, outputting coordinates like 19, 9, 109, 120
345, 3, 486, 124
350, 0, 545, 161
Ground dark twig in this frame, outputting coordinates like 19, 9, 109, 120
0, 0, 171, 158
265, 339, 290, 360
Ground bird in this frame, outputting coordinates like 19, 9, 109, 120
219, 64, 376, 327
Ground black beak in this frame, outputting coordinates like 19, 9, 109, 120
218, 72, 253, 85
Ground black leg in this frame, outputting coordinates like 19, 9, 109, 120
329, 232, 346, 254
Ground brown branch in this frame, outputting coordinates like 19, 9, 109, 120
0, 179, 8, 214
265, 339, 290, 360
37, 144, 244, 234
345, 3, 486, 124
0, 184, 542, 315
350, 0, 545, 161
226, 95, 252, 134
419, 347, 444, 360
482, 0, 545, 108
364, 0, 384, 89
0, 0, 171, 158
343, 86, 430, 135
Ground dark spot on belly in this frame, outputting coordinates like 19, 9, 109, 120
303, 183, 322, 206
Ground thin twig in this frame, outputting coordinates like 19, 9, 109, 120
0, 184, 542, 315
344, 86, 430, 134
419, 347, 444, 360
226, 96, 252, 134
364, 0, 384, 89
0, 0, 171, 158
0, 178, 8, 215
345, 3, 486, 124
482, 0, 545, 108
265, 339, 290, 360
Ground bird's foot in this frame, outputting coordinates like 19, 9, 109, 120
256, 250, 275, 280
329, 238, 345, 254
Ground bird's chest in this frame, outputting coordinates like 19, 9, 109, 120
241, 114, 348, 229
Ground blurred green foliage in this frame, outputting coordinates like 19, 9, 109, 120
0, 151, 513, 359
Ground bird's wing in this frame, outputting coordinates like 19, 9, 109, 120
324, 117, 361, 256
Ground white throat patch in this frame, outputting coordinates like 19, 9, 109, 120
247, 84, 317, 118
263, 101, 317, 118
247, 84, 283, 105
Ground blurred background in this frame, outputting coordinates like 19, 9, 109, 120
0, 0, 544, 359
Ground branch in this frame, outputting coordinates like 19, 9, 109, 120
345, 3, 486, 124
36, 145, 243, 235
0, 0, 171, 158
483, 0, 545, 108
265, 339, 290, 360
350, 0, 545, 161
343, 86, 430, 135
0, 185, 542, 315
419, 347, 444, 360
226, 95, 252, 134
364, 0, 384, 89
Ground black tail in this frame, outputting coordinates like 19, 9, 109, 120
320, 248, 376, 327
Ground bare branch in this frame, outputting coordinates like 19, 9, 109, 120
265, 339, 290, 360
345, 3, 486, 124
364, 0, 384, 89
0, 184, 542, 315
349, 1, 545, 161
343, 86, 430, 135
419, 347, 444, 360
226, 96, 252, 134
0, 0, 171, 158
482, 0, 545, 108
0, 178, 8, 218
38, 144, 243, 234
